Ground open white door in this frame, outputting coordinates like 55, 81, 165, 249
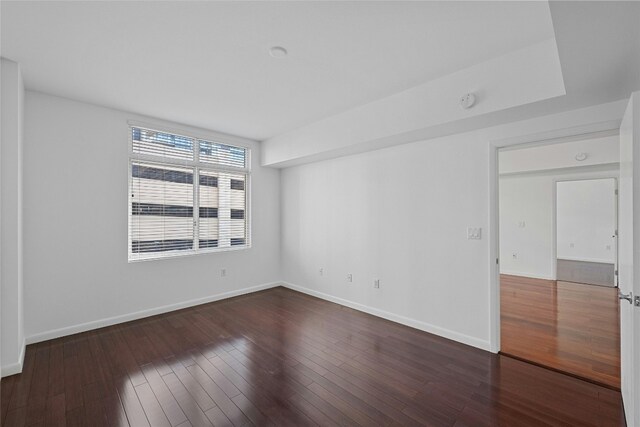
619, 91, 640, 425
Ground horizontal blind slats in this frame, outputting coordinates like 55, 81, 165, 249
199, 140, 246, 168
129, 127, 249, 260
130, 161, 194, 257
132, 128, 194, 161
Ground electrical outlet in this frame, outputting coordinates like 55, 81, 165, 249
347, 274, 353, 283
467, 227, 482, 240
512, 253, 518, 259
373, 279, 380, 289
221, 268, 227, 277
319, 267, 324, 276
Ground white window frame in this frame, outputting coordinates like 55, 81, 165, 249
127, 121, 251, 262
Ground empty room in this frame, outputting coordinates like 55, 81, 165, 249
1, 1, 640, 426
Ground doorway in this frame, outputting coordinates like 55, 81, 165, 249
556, 178, 618, 287
496, 136, 621, 389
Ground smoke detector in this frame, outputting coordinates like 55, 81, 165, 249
460, 93, 476, 109
575, 152, 588, 161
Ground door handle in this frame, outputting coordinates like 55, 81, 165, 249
619, 290, 633, 304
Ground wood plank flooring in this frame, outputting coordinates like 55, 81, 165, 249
2, 286, 625, 426
501, 274, 620, 389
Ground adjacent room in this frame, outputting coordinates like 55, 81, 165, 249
499, 135, 621, 388
1, 1, 640, 426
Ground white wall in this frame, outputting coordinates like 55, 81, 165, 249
1, 58, 25, 376
281, 136, 491, 349
22, 91, 281, 343
499, 168, 618, 280
280, 99, 627, 351
557, 178, 616, 263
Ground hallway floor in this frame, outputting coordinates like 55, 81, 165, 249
501, 274, 620, 389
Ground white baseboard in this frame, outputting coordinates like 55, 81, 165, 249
17, 280, 491, 377
500, 270, 556, 281
1, 338, 26, 378
25, 281, 282, 345
281, 281, 491, 352
557, 257, 614, 264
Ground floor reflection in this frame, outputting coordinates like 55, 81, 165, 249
1, 287, 624, 426
501, 274, 620, 388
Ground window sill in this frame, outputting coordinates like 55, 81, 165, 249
128, 244, 252, 263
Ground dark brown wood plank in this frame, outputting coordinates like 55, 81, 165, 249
140, 363, 188, 427
47, 343, 65, 398
135, 382, 172, 427
7, 346, 36, 413
184, 363, 250, 426
43, 393, 66, 427
63, 353, 84, 413
501, 274, 620, 389
1, 374, 16, 424
116, 376, 151, 427
0, 286, 625, 427
161, 372, 213, 427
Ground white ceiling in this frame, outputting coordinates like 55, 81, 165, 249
261, 1, 640, 166
548, 1, 640, 107
1, 1, 556, 140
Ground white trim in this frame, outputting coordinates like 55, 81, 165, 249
490, 120, 621, 149
25, 282, 282, 345
556, 256, 616, 264
488, 144, 501, 353
281, 281, 491, 352
499, 270, 556, 281
1, 338, 26, 378
499, 162, 620, 178
128, 244, 252, 263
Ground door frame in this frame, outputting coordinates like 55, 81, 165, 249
488, 122, 621, 353
553, 177, 619, 288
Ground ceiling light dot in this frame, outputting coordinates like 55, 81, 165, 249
269, 46, 288, 58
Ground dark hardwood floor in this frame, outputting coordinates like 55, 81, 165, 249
501, 274, 620, 389
1, 287, 625, 426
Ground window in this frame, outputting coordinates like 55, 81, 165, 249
128, 126, 249, 261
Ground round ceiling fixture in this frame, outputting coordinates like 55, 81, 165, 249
269, 46, 288, 58
575, 152, 588, 161
460, 93, 476, 109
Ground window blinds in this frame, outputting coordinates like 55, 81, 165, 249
129, 126, 249, 260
